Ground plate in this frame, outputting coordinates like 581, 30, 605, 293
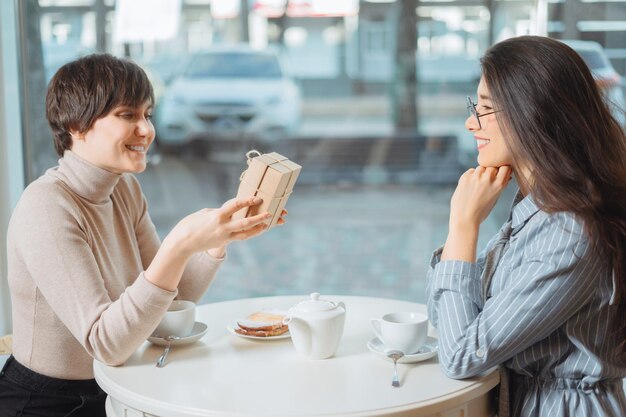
148, 322, 208, 347
226, 321, 291, 340
367, 336, 438, 364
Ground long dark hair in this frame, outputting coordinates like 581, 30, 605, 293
481, 36, 626, 361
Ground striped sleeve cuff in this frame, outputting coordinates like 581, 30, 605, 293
431, 260, 483, 304
429, 245, 445, 268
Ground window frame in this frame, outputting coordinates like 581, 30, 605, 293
0, 0, 26, 335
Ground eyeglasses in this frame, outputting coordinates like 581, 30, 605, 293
466, 96, 500, 130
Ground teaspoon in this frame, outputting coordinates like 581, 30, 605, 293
156, 336, 180, 368
386, 350, 404, 388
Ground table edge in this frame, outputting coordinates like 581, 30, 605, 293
94, 295, 500, 417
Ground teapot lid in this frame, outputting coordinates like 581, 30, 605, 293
295, 293, 337, 312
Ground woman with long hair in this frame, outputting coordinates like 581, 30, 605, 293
427, 35, 626, 416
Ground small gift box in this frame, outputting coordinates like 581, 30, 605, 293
233, 150, 302, 230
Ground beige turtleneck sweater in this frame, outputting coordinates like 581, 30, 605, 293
7, 151, 223, 379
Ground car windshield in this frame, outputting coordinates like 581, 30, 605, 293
184, 52, 283, 79
576, 50, 608, 70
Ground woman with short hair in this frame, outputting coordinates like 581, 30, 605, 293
427, 36, 626, 416
0, 53, 278, 416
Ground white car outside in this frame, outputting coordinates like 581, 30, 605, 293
154, 45, 301, 151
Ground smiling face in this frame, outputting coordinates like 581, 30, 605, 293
70, 101, 155, 174
466, 77, 513, 168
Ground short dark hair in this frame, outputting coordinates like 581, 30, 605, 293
45, 53, 155, 156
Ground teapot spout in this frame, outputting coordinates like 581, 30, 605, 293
283, 316, 311, 357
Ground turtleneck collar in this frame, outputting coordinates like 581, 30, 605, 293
49, 150, 123, 204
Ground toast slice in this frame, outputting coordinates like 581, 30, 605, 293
234, 325, 289, 337
235, 309, 288, 337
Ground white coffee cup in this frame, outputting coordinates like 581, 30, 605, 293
371, 312, 428, 354
154, 300, 196, 338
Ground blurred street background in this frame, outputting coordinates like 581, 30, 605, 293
139, 91, 516, 305
8, 0, 626, 307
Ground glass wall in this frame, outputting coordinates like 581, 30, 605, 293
15, 0, 626, 305
0, 0, 25, 335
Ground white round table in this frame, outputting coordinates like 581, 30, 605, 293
94, 295, 499, 417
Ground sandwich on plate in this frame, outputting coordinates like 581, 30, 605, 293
235, 309, 289, 337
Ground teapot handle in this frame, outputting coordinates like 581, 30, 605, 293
336, 301, 346, 311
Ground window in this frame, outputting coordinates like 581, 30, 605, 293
1, 0, 26, 335
18, 0, 619, 309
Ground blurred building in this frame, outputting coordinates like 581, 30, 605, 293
33, 1, 626, 95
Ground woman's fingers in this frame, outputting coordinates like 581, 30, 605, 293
474, 165, 509, 184
229, 223, 267, 241
219, 196, 263, 218
275, 209, 288, 225
212, 199, 290, 242
496, 165, 512, 185
225, 211, 271, 232
484, 166, 498, 180
450, 164, 513, 227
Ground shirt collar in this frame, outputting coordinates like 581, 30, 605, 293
510, 190, 540, 232
48, 150, 122, 204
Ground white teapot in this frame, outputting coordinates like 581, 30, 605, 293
283, 293, 346, 359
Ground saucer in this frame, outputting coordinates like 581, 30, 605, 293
148, 322, 208, 347
367, 336, 438, 364
226, 321, 291, 340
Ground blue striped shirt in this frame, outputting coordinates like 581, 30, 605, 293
427, 192, 626, 417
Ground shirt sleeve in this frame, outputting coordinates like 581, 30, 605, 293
427, 213, 599, 379
12, 182, 177, 366
176, 251, 225, 302
426, 232, 494, 327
